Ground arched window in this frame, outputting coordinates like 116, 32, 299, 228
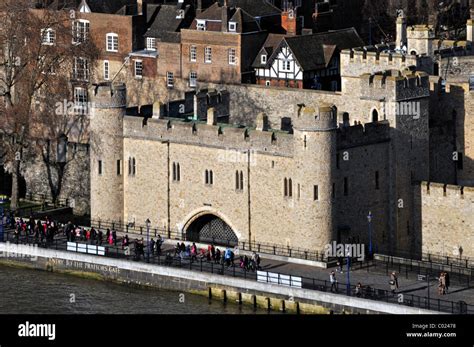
177, 163, 180, 181
240, 171, 244, 190
209, 170, 213, 185
235, 171, 239, 190
372, 109, 379, 123
284, 178, 288, 197
288, 178, 293, 197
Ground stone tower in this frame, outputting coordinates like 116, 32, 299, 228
396, 11, 407, 50
467, 8, 474, 44
89, 83, 126, 223
292, 104, 337, 251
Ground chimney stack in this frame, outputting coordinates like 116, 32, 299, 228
221, 3, 228, 32
197, 0, 203, 14
281, 5, 300, 36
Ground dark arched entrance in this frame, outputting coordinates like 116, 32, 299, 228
186, 214, 238, 246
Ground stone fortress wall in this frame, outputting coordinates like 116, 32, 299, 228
417, 182, 474, 258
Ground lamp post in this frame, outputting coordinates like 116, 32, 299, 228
346, 249, 351, 296
146, 218, 151, 263
0, 205, 4, 242
367, 211, 373, 259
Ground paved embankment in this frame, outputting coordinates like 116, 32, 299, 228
0, 242, 441, 314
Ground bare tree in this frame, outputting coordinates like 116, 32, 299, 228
0, 0, 98, 210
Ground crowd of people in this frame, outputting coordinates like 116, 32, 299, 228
11, 216, 59, 245
171, 242, 261, 271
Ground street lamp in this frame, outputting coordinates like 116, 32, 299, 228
146, 218, 151, 263
367, 211, 373, 259
346, 249, 351, 296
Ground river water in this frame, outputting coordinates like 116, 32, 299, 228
0, 265, 267, 314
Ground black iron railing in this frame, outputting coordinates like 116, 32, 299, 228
2, 229, 473, 315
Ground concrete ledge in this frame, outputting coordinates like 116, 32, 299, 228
0, 243, 443, 315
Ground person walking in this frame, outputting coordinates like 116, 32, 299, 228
112, 229, 117, 246
355, 282, 363, 297
444, 272, 450, 294
438, 273, 445, 295
390, 272, 399, 294
330, 271, 337, 293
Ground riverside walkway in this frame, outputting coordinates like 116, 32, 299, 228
1, 225, 473, 314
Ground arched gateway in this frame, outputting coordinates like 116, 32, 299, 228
185, 213, 238, 246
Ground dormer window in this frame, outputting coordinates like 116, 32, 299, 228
261, 54, 267, 64
146, 37, 156, 51
229, 22, 237, 32
197, 20, 206, 31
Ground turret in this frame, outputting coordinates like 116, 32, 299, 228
467, 9, 474, 45
89, 83, 126, 223
293, 104, 337, 251
396, 11, 407, 50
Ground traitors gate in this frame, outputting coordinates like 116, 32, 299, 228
185, 214, 238, 246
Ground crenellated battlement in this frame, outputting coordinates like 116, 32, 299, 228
340, 46, 420, 78
123, 116, 295, 157
421, 182, 474, 198
337, 121, 390, 149
360, 69, 430, 101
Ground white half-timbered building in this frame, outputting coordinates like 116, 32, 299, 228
252, 28, 364, 90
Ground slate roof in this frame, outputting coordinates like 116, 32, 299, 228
41, 0, 135, 14
252, 33, 286, 68
284, 28, 364, 70
145, 4, 192, 40
194, 2, 261, 33
218, 0, 281, 17
253, 28, 364, 71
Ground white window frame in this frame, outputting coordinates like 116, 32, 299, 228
196, 20, 206, 31
261, 54, 267, 64
135, 60, 143, 79
72, 19, 89, 44
281, 59, 291, 72
104, 60, 110, 80
106, 33, 118, 52
189, 71, 197, 87
228, 48, 237, 65
73, 57, 89, 81
167, 72, 174, 88
205, 47, 212, 63
228, 22, 237, 32
41, 28, 56, 45
73, 87, 88, 114
190, 45, 197, 62
146, 37, 156, 51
